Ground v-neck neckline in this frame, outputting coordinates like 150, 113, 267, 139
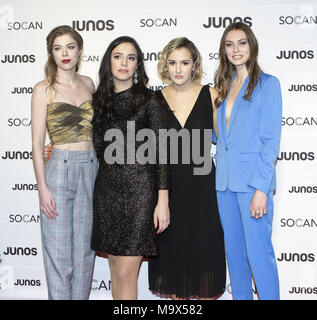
224, 73, 248, 134
161, 85, 205, 129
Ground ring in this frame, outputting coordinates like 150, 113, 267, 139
255, 212, 260, 216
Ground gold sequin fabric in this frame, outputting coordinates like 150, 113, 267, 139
46, 101, 93, 145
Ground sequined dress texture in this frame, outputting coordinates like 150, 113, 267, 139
91, 88, 169, 256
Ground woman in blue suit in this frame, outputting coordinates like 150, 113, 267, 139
214, 22, 282, 300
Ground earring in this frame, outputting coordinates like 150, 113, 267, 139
133, 72, 138, 84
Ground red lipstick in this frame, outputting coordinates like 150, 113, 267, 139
61, 59, 71, 64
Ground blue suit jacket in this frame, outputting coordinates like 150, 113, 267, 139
215, 72, 282, 194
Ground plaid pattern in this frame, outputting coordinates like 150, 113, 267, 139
40, 148, 98, 300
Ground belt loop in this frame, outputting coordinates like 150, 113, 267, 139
64, 150, 69, 163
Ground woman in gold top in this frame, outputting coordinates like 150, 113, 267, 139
31, 25, 97, 300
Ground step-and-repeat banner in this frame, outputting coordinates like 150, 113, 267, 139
0, 0, 316, 300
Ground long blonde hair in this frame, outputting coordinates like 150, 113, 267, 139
45, 25, 83, 103
214, 22, 262, 108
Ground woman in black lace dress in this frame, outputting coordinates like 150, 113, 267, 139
91, 36, 170, 300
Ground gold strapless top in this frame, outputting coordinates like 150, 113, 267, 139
46, 100, 93, 145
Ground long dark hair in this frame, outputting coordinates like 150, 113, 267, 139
214, 22, 262, 108
92, 36, 150, 131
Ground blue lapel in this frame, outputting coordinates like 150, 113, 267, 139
226, 74, 250, 139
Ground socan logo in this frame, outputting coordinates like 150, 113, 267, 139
280, 218, 317, 228
8, 118, 31, 127
282, 117, 317, 127
91, 279, 112, 291
203, 16, 252, 28
7, 21, 42, 30
140, 18, 177, 27
279, 16, 317, 25
9, 214, 40, 223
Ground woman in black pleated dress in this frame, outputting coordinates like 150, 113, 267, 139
91, 36, 170, 300
148, 37, 226, 299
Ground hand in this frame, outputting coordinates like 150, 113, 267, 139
153, 201, 170, 234
250, 190, 267, 219
43, 143, 52, 162
39, 186, 58, 219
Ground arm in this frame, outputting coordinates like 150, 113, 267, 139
31, 81, 58, 219
248, 76, 282, 218
209, 87, 219, 139
147, 92, 170, 234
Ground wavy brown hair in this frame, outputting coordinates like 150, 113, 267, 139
214, 22, 262, 108
45, 25, 83, 103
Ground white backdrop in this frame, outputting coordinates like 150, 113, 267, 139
0, 0, 316, 300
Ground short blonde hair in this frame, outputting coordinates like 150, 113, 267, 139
157, 37, 203, 83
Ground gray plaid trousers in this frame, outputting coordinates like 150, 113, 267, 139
40, 148, 98, 300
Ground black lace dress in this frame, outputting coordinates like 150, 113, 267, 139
91, 88, 169, 256
148, 86, 226, 298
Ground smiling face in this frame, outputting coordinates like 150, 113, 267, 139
51, 33, 81, 71
224, 29, 250, 69
110, 42, 138, 86
167, 47, 195, 87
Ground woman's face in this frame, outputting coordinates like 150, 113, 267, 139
111, 42, 138, 86
224, 29, 250, 69
52, 33, 81, 71
167, 47, 194, 86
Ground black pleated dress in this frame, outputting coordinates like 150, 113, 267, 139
148, 85, 226, 299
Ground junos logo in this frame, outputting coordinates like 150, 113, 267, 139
3, 247, 37, 256
1, 151, 32, 160
288, 185, 317, 193
276, 50, 314, 59
142, 52, 161, 61
203, 16, 252, 28
289, 287, 317, 294
14, 279, 41, 287
277, 252, 315, 262
277, 151, 315, 161
11, 87, 33, 94
1, 54, 35, 63
288, 84, 317, 92
72, 20, 114, 31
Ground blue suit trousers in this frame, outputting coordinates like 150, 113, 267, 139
216, 188, 279, 300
